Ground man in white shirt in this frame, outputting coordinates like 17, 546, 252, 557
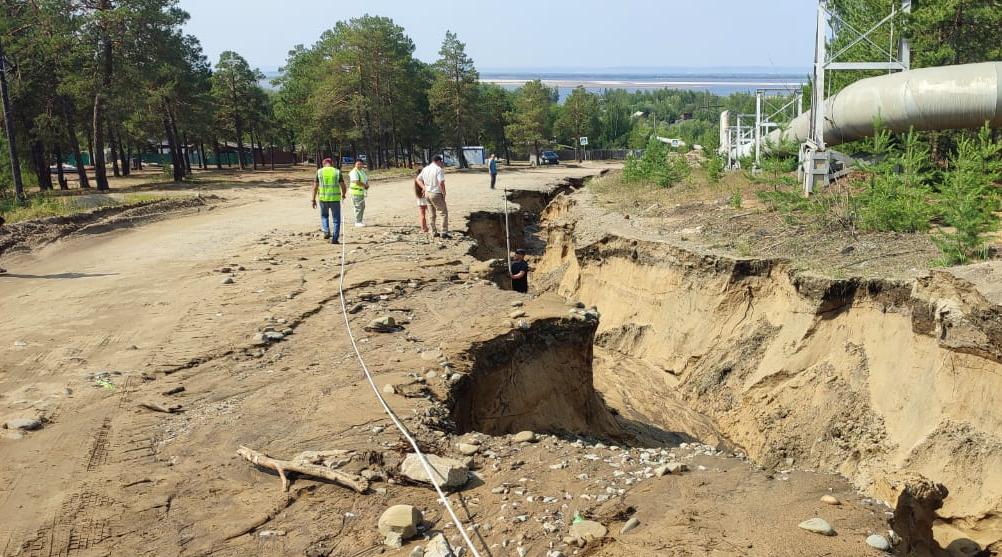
348, 160, 369, 227
417, 155, 449, 238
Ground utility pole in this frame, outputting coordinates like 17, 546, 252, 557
0, 39, 25, 204
755, 91, 763, 168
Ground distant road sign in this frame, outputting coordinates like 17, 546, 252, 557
579, 137, 589, 146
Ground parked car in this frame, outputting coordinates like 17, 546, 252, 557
49, 163, 78, 172
357, 153, 368, 162
539, 150, 559, 165
341, 155, 354, 165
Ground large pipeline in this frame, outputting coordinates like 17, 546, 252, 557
736, 62, 1002, 155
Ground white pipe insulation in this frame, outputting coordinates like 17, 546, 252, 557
733, 62, 1002, 156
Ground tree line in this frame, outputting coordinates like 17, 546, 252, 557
2, 1, 998, 203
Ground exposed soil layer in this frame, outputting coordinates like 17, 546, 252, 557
535, 192, 1002, 554
449, 315, 620, 438
465, 176, 592, 262
0, 195, 216, 256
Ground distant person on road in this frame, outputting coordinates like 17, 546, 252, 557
510, 248, 529, 293
311, 158, 347, 244
414, 168, 430, 234
349, 160, 369, 227
417, 155, 450, 239
488, 153, 499, 189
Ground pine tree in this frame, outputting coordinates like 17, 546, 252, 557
554, 87, 599, 162
505, 80, 555, 164
430, 31, 479, 168
212, 51, 264, 170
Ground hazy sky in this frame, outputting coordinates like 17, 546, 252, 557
178, 0, 817, 72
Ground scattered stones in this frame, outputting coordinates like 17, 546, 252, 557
866, 534, 891, 551
798, 518, 836, 536
348, 303, 365, 314
509, 310, 526, 319
421, 349, 444, 362
512, 431, 537, 443
368, 316, 399, 332
655, 462, 688, 476
424, 533, 458, 557
569, 520, 607, 541
400, 454, 469, 489
378, 504, 423, 548
620, 517, 640, 534
251, 333, 269, 347
456, 443, 480, 456
4, 418, 42, 431
263, 331, 285, 342
821, 495, 841, 505
409, 547, 425, 557
221, 276, 235, 285
382, 384, 397, 395
510, 301, 523, 307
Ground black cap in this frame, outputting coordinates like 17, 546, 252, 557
515, 248, 526, 255
432, 154, 444, 162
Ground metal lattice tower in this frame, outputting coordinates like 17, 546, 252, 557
802, 0, 911, 193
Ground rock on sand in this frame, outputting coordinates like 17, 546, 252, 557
400, 454, 469, 489
378, 504, 423, 548
798, 518, 836, 536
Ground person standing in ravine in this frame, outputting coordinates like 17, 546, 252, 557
311, 158, 347, 244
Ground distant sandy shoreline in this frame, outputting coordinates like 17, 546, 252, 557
481, 78, 804, 90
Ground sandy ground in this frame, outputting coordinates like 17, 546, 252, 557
0, 164, 898, 557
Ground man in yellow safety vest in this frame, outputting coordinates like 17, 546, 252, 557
349, 159, 369, 227
311, 158, 347, 244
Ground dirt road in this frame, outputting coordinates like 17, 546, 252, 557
0, 163, 895, 557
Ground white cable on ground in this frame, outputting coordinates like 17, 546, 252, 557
335, 207, 484, 557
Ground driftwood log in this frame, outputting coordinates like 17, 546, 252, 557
237, 446, 369, 493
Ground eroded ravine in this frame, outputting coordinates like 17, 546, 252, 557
514, 191, 1002, 555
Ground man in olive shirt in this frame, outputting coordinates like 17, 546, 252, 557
349, 160, 369, 227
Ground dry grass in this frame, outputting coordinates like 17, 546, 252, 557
588, 168, 943, 279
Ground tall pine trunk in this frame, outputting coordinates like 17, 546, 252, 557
116, 130, 129, 176
121, 140, 130, 175
250, 129, 258, 170
55, 147, 68, 189
30, 140, 53, 191
109, 122, 121, 177
213, 141, 222, 169
234, 116, 246, 170
182, 133, 192, 175
61, 100, 90, 189
92, 0, 113, 191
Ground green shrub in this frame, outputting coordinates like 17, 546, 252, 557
856, 172, 934, 232
704, 155, 725, 184
623, 139, 690, 188
852, 128, 934, 234
932, 126, 1002, 265
728, 189, 742, 208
